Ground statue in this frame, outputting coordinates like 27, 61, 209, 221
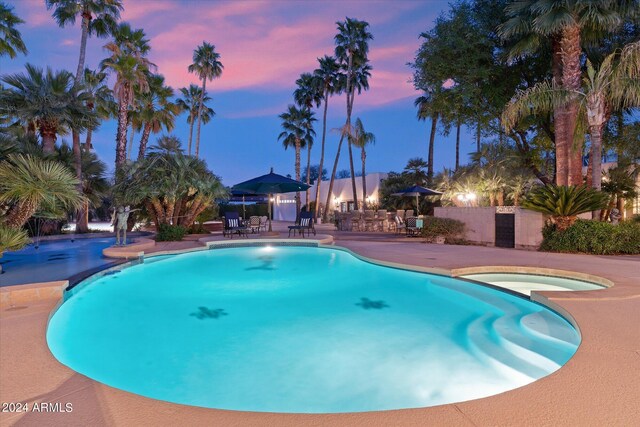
112, 206, 139, 246
609, 208, 622, 225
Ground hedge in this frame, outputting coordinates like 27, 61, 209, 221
541, 219, 640, 255
156, 224, 187, 242
420, 217, 465, 242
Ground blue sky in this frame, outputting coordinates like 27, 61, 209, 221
2, 0, 480, 186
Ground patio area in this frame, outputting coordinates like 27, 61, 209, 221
1, 223, 639, 426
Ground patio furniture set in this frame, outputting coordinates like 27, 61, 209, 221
334, 209, 422, 236
222, 212, 316, 239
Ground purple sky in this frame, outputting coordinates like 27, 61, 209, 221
3, 0, 478, 186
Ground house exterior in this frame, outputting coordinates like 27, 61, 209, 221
273, 172, 388, 222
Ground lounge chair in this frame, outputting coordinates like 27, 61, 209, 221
223, 212, 249, 239
394, 215, 405, 234
259, 216, 268, 232
288, 211, 316, 238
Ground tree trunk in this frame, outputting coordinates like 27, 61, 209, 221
40, 126, 57, 154
323, 132, 346, 222
551, 36, 568, 186
361, 148, 367, 210
127, 124, 135, 160
73, 130, 88, 233
586, 143, 594, 188
145, 200, 159, 227
476, 122, 481, 152
590, 123, 605, 219
76, 11, 90, 81
173, 197, 183, 225
4, 199, 37, 228
187, 113, 195, 155
314, 91, 329, 222
560, 25, 583, 186
115, 92, 129, 169
347, 135, 359, 210
345, 52, 359, 211
137, 123, 152, 161
455, 120, 461, 171
427, 113, 438, 185
305, 140, 312, 211
195, 78, 207, 158
84, 128, 93, 152
295, 139, 301, 216
151, 197, 166, 225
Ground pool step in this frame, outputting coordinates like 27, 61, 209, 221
520, 311, 581, 347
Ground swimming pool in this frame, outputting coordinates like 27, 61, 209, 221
0, 237, 117, 287
461, 273, 606, 296
47, 245, 580, 413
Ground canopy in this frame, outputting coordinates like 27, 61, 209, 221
391, 185, 442, 216
232, 168, 310, 233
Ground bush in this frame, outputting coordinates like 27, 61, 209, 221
420, 217, 465, 242
155, 224, 187, 242
187, 223, 208, 234
541, 219, 640, 255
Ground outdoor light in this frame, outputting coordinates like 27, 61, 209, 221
457, 192, 476, 207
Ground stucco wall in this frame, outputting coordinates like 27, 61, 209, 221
434, 207, 544, 249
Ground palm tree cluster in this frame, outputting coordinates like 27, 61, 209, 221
279, 17, 376, 221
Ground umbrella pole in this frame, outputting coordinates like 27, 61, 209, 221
416, 194, 419, 216
268, 193, 273, 232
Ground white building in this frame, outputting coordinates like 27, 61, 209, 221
273, 172, 388, 222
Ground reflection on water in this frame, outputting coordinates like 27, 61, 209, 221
245, 255, 276, 271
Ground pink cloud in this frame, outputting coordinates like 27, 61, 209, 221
121, 0, 177, 20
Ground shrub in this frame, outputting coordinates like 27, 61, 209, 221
155, 224, 187, 242
187, 223, 208, 234
540, 219, 640, 255
420, 217, 465, 242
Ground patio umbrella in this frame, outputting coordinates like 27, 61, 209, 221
391, 185, 442, 216
232, 168, 310, 234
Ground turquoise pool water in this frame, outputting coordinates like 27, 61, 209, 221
46, 246, 580, 413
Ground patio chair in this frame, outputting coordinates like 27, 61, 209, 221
375, 209, 387, 232
247, 216, 261, 234
223, 212, 249, 239
405, 216, 420, 237
405, 209, 414, 219
259, 216, 268, 232
396, 209, 405, 221
394, 215, 405, 234
288, 211, 316, 238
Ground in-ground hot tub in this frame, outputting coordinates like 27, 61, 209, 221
460, 272, 606, 296
47, 245, 580, 413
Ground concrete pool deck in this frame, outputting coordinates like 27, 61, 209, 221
1, 223, 639, 426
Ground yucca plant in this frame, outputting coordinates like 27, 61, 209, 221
522, 185, 609, 231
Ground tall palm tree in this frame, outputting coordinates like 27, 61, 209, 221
334, 17, 373, 211
503, 41, 640, 217
0, 154, 84, 228
350, 117, 375, 209
45, 0, 122, 81
278, 105, 316, 215
0, 64, 94, 154
134, 74, 180, 160
150, 134, 184, 154
294, 71, 323, 210
81, 68, 115, 151
175, 84, 214, 155
188, 42, 223, 158
100, 23, 153, 169
415, 89, 440, 186
313, 56, 342, 222
0, 2, 27, 58
499, 0, 635, 186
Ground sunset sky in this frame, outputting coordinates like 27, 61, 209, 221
3, 0, 477, 185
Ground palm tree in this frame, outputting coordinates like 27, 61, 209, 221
313, 56, 341, 222
100, 23, 153, 168
0, 225, 30, 258
502, 41, 640, 196
188, 42, 223, 158
278, 105, 316, 215
150, 134, 184, 154
81, 68, 115, 151
349, 118, 375, 209
134, 74, 180, 160
0, 2, 27, 58
334, 17, 373, 211
176, 84, 214, 155
0, 64, 94, 154
404, 157, 429, 185
294, 71, 323, 210
45, 0, 122, 81
0, 154, 84, 228
499, 0, 635, 186
415, 89, 440, 185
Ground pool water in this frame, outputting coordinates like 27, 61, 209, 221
47, 246, 580, 413
1, 238, 116, 287
462, 273, 605, 296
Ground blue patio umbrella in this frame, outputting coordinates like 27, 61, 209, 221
391, 185, 442, 216
232, 168, 310, 233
